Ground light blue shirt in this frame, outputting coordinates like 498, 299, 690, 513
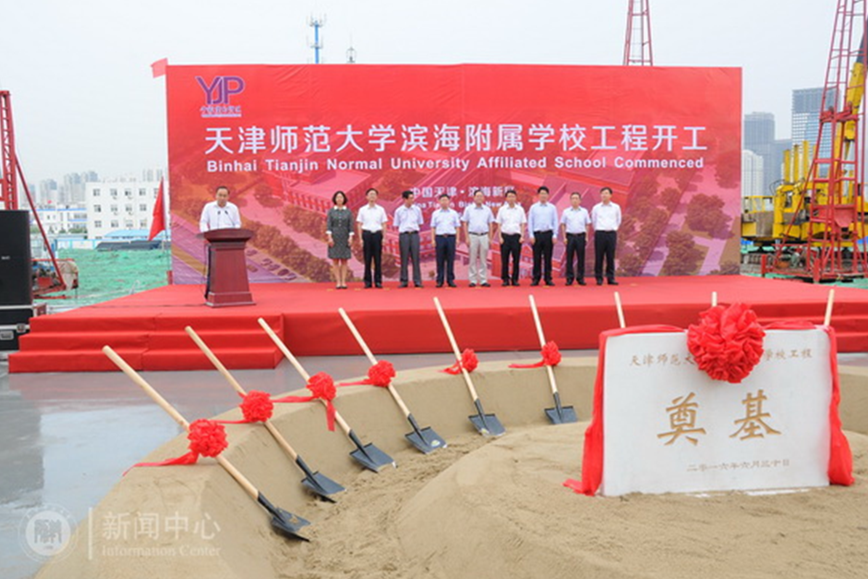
393, 204, 424, 233
461, 204, 495, 234
527, 201, 558, 234
430, 208, 461, 235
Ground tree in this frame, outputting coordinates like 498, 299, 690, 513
660, 187, 681, 212
685, 194, 731, 238
661, 231, 703, 276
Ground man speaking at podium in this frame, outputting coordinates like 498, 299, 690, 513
199, 185, 242, 299
199, 185, 241, 232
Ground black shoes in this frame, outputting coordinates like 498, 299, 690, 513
608, 280, 619, 286
481, 282, 491, 287
398, 282, 408, 288
448, 282, 457, 288
578, 280, 587, 286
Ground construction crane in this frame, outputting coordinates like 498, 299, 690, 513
624, 0, 654, 66
0, 90, 77, 296
742, 0, 868, 282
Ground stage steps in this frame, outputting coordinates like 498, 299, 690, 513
9, 314, 285, 373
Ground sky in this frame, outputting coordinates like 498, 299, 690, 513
0, 0, 836, 183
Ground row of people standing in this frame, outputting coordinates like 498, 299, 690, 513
325, 186, 622, 289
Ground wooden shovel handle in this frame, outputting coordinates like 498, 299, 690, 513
185, 326, 300, 462
185, 326, 247, 396
257, 318, 353, 436
258, 318, 310, 381
338, 308, 413, 418
433, 297, 481, 401
528, 294, 560, 396
102, 345, 259, 500
614, 291, 626, 329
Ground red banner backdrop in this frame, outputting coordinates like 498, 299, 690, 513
166, 64, 741, 284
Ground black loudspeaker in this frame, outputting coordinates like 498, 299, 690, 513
0, 210, 33, 305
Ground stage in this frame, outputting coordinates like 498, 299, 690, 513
9, 275, 868, 373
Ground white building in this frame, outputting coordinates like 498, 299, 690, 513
31, 206, 88, 234
85, 180, 163, 239
742, 150, 765, 199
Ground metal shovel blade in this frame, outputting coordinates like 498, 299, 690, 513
301, 472, 346, 501
405, 427, 447, 454
469, 412, 506, 437
469, 399, 506, 437
544, 404, 579, 424
347, 431, 396, 472
545, 393, 578, 424
404, 414, 447, 454
296, 457, 345, 501
350, 443, 395, 472
257, 493, 310, 541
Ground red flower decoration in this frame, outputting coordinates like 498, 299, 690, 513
272, 372, 339, 431
187, 419, 229, 458
239, 390, 274, 423
126, 417, 229, 473
509, 341, 562, 369
541, 341, 561, 366
366, 360, 396, 387
307, 372, 337, 401
442, 348, 479, 375
687, 303, 765, 384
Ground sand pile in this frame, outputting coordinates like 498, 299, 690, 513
35, 360, 868, 579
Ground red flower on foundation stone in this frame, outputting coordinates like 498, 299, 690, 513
687, 303, 765, 384
367, 361, 396, 387
187, 419, 229, 458
239, 390, 274, 423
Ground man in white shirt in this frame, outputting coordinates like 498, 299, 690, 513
461, 190, 495, 288
393, 190, 424, 288
495, 189, 527, 286
590, 186, 622, 286
430, 194, 461, 287
199, 186, 241, 232
560, 192, 591, 286
527, 186, 558, 286
356, 188, 389, 288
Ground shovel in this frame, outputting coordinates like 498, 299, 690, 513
102, 346, 310, 541
184, 326, 345, 501
433, 297, 505, 437
337, 308, 447, 454
257, 318, 396, 473
528, 295, 578, 424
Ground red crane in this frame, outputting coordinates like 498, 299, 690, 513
1, 90, 71, 294
767, 0, 868, 282
624, 0, 654, 66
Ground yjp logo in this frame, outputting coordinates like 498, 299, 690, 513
196, 76, 245, 105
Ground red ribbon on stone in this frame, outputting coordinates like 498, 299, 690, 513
687, 303, 765, 384
339, 360, 396, 388
127, 419, 228, 473
273, 372, 338, 431
509, 341, 562, 369
442, 348, 478, 375
217, 390, 275, 424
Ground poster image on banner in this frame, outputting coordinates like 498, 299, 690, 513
164, 64, 742, 285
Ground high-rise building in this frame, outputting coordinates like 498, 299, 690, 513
743, 112, 778, 192
742, 150, 764, 198
792, 87, 835, 157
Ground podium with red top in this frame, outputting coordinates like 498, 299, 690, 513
203, 228, 255, 307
